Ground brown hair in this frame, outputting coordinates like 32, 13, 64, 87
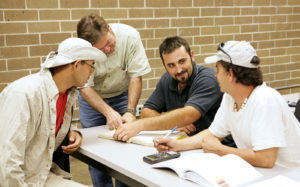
159, 36, 192, 63
220, 56, 263, 87
77, 14, 109, 45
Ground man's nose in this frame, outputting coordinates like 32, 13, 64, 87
104, 45, 111, 52
176, 64, 183, 73
89, 69, 93, 76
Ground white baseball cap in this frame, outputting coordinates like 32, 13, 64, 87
205, 41, 258, 68
41, 37, 106, 68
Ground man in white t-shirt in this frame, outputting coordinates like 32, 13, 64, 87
154, 41, 300, 169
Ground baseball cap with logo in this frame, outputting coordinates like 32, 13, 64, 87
205, 41, 258, 68
41, 37, 106, 68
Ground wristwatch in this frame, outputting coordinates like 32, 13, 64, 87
126, 108, 136, 115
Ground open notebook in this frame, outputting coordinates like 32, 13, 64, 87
98, 129, 187, 147
152, 153, 262, 186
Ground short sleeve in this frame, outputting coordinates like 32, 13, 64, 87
209, 94, 231, 138
250, 97, 286, 151
185, 74, 222, 117
126, 32, 151, 78
143, 79, 166, 113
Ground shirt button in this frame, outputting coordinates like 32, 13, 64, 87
108, 75, 110, 78
104, 86, 106, 88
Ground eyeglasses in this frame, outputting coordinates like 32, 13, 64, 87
217, 43, 232, 64
81, 60, 95, 71
99, 31, 115, 51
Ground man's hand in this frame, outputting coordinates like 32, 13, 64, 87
201, 135, 223, 154
177, 124, 196, 135
61, 131, 82, 154
153, 136, 180, 152
106, 110, 125, 130
122, 112, 136, 123
113, 122, 142, 141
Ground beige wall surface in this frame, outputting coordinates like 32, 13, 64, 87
1, 0, 300, 115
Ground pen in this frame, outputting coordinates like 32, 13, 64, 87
163, 126, 178, 138
156, 126, 178, 157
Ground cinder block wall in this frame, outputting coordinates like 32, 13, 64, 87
1, 0, 300, 117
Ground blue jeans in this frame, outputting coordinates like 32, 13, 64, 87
78, 91, 129, 187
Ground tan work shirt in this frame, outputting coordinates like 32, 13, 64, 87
86, 23, 151, 98
0, 69, 77, 187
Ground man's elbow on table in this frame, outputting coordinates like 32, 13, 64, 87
256, 158, 276, 168
252, 148, 278, 168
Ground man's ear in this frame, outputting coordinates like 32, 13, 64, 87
73, 60, 81, 70
190, 50, 194, 61
229, 68, 236, 82
107, 24, 111, 31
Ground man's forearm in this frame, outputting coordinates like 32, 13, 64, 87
80, 87, 113, 117
140, 107, 160, 118
202, 132, 278, 168
177, 129, 212, 151
215, 146, 278, 168
127, 77, 142, 110
140, 106, 201, 131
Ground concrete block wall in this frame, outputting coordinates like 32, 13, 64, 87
1, 0, 300, 118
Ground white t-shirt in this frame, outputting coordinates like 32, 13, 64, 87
209, 83, 300, 168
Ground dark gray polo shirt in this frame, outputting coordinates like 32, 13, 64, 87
144, 62, 223, 134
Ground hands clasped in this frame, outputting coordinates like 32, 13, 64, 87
61, 130, 82, 154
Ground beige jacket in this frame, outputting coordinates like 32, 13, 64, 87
0, 69, 77, 187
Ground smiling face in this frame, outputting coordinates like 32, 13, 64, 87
162, 45, 193, 84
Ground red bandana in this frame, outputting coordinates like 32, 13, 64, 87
55, 90, 68, 136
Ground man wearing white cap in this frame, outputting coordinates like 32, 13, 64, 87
154, 41, 300, 169
0, 37, 106, 186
